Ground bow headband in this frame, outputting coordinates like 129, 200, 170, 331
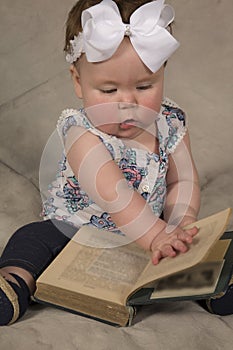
66, 0, 179, 73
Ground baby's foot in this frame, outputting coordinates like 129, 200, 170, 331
207, 278, 233, 316
199, 276, 233, 316
0, 273, 30, 326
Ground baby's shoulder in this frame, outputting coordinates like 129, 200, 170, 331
56, 108, 91, 138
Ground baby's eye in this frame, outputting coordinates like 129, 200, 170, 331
137, 85, 152, 90
100, 88, 117, 94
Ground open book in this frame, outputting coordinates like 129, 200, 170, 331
34, 208, 233, 326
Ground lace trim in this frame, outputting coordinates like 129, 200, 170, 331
162, 97, 181, 109
167, 127, 187, 154
56, 108, 79, 130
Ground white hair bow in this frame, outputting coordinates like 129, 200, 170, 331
66, 0, 179, 73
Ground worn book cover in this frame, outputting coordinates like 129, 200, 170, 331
34, 208, 233, 326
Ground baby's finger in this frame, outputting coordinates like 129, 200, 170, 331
185, 226, 199, 237
171, 239, 188, 253
177, 231, 193, 244
160, 244, 177, 258
177, 227, 198, 243
151, 249, 162, 265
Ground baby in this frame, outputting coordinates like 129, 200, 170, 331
4, 0, 231, 327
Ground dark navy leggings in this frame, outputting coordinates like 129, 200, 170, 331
0, 220, 77, 279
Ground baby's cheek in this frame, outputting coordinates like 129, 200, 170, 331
140, 95, 163, 114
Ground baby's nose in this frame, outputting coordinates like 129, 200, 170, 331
119, 90, 137, 105
118, 102, 138, 122
118, 102, 137, 110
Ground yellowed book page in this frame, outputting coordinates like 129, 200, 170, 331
36, 227, 150, 306
128, 208, 231, 297
204, 239, 230, 262
150, 261, 224, 299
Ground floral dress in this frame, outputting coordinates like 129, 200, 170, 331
42, 98, 187, 234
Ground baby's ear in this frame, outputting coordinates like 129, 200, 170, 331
70, 64, 83, 99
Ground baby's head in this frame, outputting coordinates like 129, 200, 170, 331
63, 0, 179, 136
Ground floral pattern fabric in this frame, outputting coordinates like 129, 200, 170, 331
42, 98, 187, 233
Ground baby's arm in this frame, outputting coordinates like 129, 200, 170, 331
66, 127, 197, 264
163, 132, 201, 227
147, 132, 200, 264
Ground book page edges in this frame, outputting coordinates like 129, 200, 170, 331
34, 283, 130, 326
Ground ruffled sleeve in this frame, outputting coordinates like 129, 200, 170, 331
158, 98, 187, 154
56, 108, 92, 140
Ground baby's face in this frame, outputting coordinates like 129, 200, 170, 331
72, 38, 164, 140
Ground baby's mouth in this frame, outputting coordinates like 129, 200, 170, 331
119, 119, 139, 129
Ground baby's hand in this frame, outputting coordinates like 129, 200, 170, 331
150, 225, 198, 265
